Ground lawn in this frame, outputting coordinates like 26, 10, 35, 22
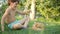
0, 20, 60, 34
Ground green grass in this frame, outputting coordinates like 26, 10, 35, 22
0, 21, 60, 34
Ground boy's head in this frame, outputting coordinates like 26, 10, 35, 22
8, 0, 19, 5
8, 0, 19, 9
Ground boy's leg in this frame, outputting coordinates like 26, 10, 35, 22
23, 17, 30, 28
13, 16, 30, 29
19, 16, 29, 24
13, 24, 24, 29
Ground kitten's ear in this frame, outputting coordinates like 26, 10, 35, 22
37, 22, 40, 23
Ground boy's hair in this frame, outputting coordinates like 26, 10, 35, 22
8, 0, 19, 5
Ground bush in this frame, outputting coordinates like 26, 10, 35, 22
36, 0, 60, 20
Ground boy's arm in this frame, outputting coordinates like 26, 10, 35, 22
16, 10, 31, 15
1, 9, 9, 31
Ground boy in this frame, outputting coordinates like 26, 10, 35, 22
1, 0, 30, 31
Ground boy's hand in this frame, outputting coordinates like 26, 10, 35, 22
1, 22, 4, 32
24, 10, 31, 15
26, 10, 31, 13
2, 29, 4, 32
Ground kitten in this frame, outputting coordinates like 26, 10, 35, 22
32, 22, 44, 31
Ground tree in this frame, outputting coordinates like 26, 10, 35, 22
36, 0, 60, 20
30, 0, 36, 20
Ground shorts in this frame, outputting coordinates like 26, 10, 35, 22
8, 20, 21, 29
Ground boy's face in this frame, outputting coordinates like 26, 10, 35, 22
11, 2, 18, 9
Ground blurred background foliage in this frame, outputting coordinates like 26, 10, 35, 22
0, 0, 60, 22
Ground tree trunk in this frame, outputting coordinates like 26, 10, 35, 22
30, 0, 35, 20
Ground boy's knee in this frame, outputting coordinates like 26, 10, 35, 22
23, 25, 28, 29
